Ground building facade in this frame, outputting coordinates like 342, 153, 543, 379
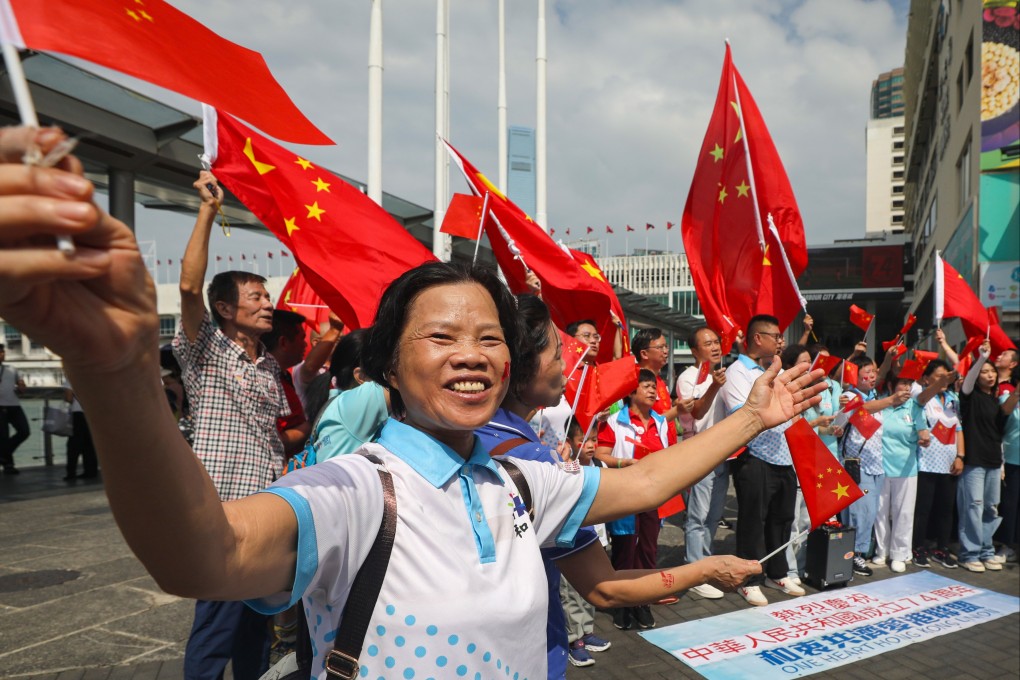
865, 115, 907, 233
902, 0, 1019, 342
507, 126, 537, 218
871, 67, 906, 119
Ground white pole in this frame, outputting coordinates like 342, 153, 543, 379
728, 41, 765, 251
433, 0, 451, 260
497, 0, 508, 194
535, 0, 548, 231
367, 0, 384, 205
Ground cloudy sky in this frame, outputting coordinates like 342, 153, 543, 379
90, 0, 912, 273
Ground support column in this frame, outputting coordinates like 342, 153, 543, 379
367, 0, 384, 205
535, 0, 547, 231
108, 168, 135, 233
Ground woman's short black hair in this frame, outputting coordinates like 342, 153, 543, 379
362, 261, 522, 417
780, 344, 809, 370
509, 294, 551, 401
330, 328, 371, 391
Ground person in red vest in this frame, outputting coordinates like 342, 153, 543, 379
632, 328, 684, 441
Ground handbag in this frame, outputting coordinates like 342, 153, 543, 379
42, 404, 74, 437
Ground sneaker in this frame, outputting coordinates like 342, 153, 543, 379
764, 577, 806, 596
852, 555, 873, 576
786, 576, 803, 586
655, 595, 680, 605
961, 561, 986, 573
983, 559, 1003, 571
633, 605, 655, 629
913, 549, 930, 568
890, 560, 906, 573
580, 633, 611, 653
930, 549, 958, 569
691, 583, 725, 599
738, 585, 768, 607
611, 607, 631, 630
567, 640, 595, 667
996, 546, 1017, 563
871, 555, 887, 567
2, 467, 19, 475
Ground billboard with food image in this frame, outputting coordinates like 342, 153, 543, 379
982, 0, 1020, 171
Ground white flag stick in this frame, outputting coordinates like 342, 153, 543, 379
471, 191, 491, 266
758, 528, 810, 564
574, 415, 600, 461
766, 214, 807, 311
0, 37, 76, 254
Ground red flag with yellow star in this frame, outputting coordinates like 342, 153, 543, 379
3, 0, 330, 145
276, 265, 330, 345
565, 357, 639, 434
785, 419, 864, 529
444, 139, 623, 358
681, 43, 807, 335
206, 109, 435, 328
439, 193, 487, 240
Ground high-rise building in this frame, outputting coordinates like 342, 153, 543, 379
902, 0, 1019, 340
507, 126, 537, 219
865, 69, 907, 234
871, 67, 906, 119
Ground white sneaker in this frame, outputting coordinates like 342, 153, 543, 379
786, 576, 803, 586
961, 561, 986, 573
691, 583, 725, 599
765, 577, 806, 596
871, 556, 887, 567
983, 559, 1003, 571
738, 585, 768, 607
890, 560, 906, 573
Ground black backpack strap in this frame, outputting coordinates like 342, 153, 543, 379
496, 458, 534, 522
323, 452, 397, 680
488, 436, 532, 458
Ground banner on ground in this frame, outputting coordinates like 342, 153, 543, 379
640, 572, 1019, 679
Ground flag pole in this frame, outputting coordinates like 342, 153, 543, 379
0, 37, 76, 255
432, 0, 451, 261
728, 40, 766, 252
497, 0, 508, 194
758, 529, 810, 564
563, 364, 591, 455
766, 214, 807, 312
367, 0, 384, 205
574, 415, 600, 461
535, 0, 548, 230
471, 192, 491, 265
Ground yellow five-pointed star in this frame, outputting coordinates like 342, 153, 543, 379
827, 467, 834, 474
284, 217, 299, 237
832, 482, 850, 500
125, 8, 141, 20
736, 180, 750, 197
710, 144, 724, 162
762, 243, 771, 266
817, 482, 822, 488
243, 138, 276, 175
718, 186, 728, 204
295, 157, 314, 171
311, 177, 331, 193
139, 10, 153, 21
581, 261, 605, 282
305, 202, 325, 221
817, 473, 824, 479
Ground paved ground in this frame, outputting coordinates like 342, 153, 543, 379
1, 464, 1017, 679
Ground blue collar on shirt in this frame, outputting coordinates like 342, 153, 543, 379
377, 417, 501, 488
848, 386, 877, 401
737, 354, 766, 372
484, 407, 540, 443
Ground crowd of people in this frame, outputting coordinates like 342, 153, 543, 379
0, 126, 1017, 680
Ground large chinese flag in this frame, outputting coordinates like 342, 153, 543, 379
3, 0, 330, 145
935, 254, 1016, 355
444, 139, 625, 359
207, 109, 435, 329
785, 419, 864, 528
681, 44, 807, 335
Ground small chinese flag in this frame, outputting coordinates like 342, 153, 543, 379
931, 420, 956, 445
658, 493, 686, 520
214, 256, 221, 262
626, 225, 635, 232
897, 314, 917, 338
842, 361, 859, 387
646, 223, 655, 231
849, 304, 874, 332
720, 321, 740, 356
785, 419, 865, 529
697, 361, 712, 385
897, 359, 924, 382
913, 349, 939, 370
882, 343, 908, 360
440, 193, 486, 239
281, 250, 290, 258
267, 251, 273, 259
587, 226, 594, 234
606, 225, 614, 234
849, 407, 881, 439
560, 329, 591, 381
666, 221, 675, 230
810, 353, 842, 378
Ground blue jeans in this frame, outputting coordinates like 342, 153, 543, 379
786, 488, 810, 578
184, 599, 270, 680
844, 471, 883, 555
684, 463, 729, 563
957, 465, 1003, 563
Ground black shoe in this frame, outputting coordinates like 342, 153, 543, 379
852, 555, 873, 577
78, 473, 98, 479
612, 607, 631, 630
2, 467, 19, 475
633, 605, 655, 630
913, 548, 930, 568
930, 548, 958, 569
62, 475, 76, 481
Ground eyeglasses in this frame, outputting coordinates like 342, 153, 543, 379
648, 344, 669, 352
576, 332, 601, 341
757, 332, 784, 342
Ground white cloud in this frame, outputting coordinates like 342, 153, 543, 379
108, 0, 910, 265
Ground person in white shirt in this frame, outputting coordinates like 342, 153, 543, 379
676, 326, 728, 599
0, 342, 29, 475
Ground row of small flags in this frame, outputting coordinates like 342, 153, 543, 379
155, 251, 291, 266
550, 222, 676, 237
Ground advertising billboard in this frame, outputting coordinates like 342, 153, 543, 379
981, 1, 1020, 171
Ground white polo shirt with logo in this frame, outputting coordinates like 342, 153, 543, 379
249, 417, 600, 680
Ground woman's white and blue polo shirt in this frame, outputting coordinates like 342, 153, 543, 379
247, 418, 600, 680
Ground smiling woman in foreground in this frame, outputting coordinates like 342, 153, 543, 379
0, 126, 825, 680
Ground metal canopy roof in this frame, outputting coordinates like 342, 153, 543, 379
1, 52, 687, 333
